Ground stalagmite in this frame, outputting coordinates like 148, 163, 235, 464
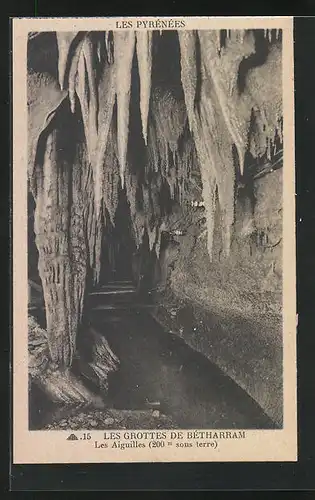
136, 31, 153, 145
114, 31, 136, 188
34, 126, 84, 367
56, 32, 79, 90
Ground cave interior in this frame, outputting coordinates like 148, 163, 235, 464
27, 28, 284, 429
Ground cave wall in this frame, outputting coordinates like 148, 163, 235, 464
154, 167, 283, 424
168, 168, 282, 319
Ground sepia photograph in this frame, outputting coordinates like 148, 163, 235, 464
13, 17, 296, 463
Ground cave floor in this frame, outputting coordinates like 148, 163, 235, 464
42, 407, 179, 431
30, 309, 276, 430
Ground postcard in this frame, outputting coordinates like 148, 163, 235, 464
12, 16, 296, 463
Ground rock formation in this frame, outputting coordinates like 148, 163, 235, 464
28, 29, 283, 419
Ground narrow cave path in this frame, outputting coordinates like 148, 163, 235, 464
30, 308, 276, 430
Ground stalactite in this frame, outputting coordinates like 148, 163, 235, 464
105, 31, 113, 63
152, 88, 187, 147
83, 161, 95, 271
76, 48, 91, 156
113, 31, 136, 188
146, 88, 196, 246
69, 97, 103, 286
68, 36, 86, 113
194, 119, 223, 257
178, 31, 197, 133
150, 86, 188, 215
136, 31, 153, 145
76, 36, 99, 167
142, 183, 151, 214
102, 122, 120, 226
215, 30, 221, 54
175, 128, 195, 204
198, 30, 255, 177
179, 31, 240, 258
94, 56, 116, 217
97, 39, 102, 63
93, 211, 103, 283
83, 36, 98, 133
56, 32, 79, 90
124, 165, 145, 249
264, 28, 272, 43
147, 122, 160, 173
149, 173, 162, 221
155, 227, 162, 259
146, 220, 157, 252
65, 32, 117, 219
178, 29, 281, 259
27, 71, 67, 191
82, 159, 103, 284
246, 42, 282, 161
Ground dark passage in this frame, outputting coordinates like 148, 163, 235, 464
100, 189, 136, 285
